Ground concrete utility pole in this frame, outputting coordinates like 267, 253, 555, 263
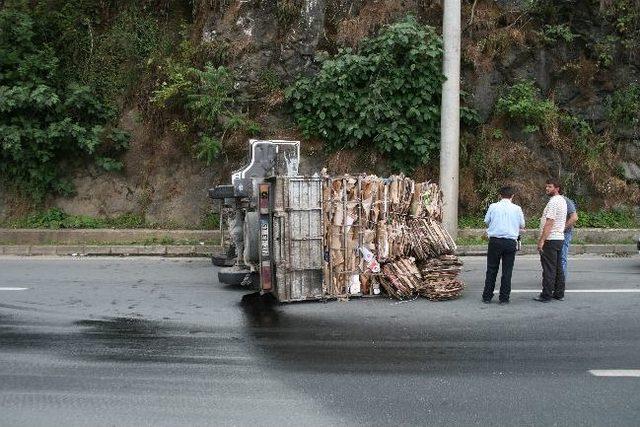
440, 0, 461, 238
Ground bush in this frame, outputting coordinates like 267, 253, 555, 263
0, 9, 128, 201
539, 24, 578, 44
286, 16, 445, 170
576, 209, 639, 228
152, 59, 260, 164
592, 34, 619, 67
200, 211, 220, 229
601, 0, 640, 52
495, 79, 558, 133
607, 82, 640, 133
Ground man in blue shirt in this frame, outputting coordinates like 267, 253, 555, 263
482, 186, 526, 304
561, 194, 578, 279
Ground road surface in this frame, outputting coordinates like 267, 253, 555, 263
1, 254, 639, 426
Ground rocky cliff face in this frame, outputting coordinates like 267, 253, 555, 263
192, 0, 639, 213
5, 0, 635, 224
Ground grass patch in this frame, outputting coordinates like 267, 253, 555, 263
458, 216, 486, 229
576, 209, 640, 228
459, 216, 539, 229
460, 209, 639, 229
0, 208, 225, 230
455, 236, 487, 246
456, 236, 537, 246
1, 208, 147, 229
200, 212, 220, 229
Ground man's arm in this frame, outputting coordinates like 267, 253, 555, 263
537, 218, 555, 251
484, 205, 493, 225
519, 207, 526, 232
565, 212, 578, 230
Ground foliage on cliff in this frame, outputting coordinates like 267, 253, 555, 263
286, 17, 446, 170
0, 9, 128, 201
1, 0, 639, 222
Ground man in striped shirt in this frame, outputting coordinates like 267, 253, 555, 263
534, 179, 568, 302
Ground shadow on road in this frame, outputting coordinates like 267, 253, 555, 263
236, 293, 493, 375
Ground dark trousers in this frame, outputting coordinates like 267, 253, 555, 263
540, 239, 565, 299
482, 237, 517, 302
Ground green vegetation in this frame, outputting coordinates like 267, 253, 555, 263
601, 0, 640, 51
1, 208, 145, 229
576, 209, 639, 228
528, 0, 639, 67
539, 24, 577, 44
275, 0, 300, 29
495, 79, 557, 134
455, 235, 487, 246
1, 207, 223, 230
455, 235, 538, 246
607, 82, 640, 133
458, 216, 486, 229
286, 17, 446, 170
151, 44, 260, 165
199, 212, 221, 229
593, 34, 619, 67
0, 1, 190, 202
24, 0, 177, 102
560, 114, 603, 158
459, 215, 540, 229
460, 209, 639, 230
495, 79, 607, 161
0, 9, 129, 201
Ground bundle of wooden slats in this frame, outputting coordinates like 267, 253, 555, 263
418, 278, 465, 301
416, 254, 465, 300
322, 174, 464, 301
378, 258, 422, 300
406, 218, 457, 258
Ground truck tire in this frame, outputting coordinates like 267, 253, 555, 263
243, 211, 260, 265
218, 267, 259, 288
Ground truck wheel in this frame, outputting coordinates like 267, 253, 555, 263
218, 267, 259, 289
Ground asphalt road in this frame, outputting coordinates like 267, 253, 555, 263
1, 254, 639, 426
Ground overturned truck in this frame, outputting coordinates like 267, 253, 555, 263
209, 140, 464, 303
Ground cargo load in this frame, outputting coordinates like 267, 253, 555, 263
210, 140, 464, 303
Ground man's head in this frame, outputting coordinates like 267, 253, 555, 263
545, 178, 561, 196
499, 186, 516, 200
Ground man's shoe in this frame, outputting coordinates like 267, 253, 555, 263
533, 296, 551, 303
482, 299, 492, 304
498, 300, 509, 305
552, 296, 564, 301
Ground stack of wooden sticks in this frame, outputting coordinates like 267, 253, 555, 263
417, 255, 465, 301
322, 174, 464, 301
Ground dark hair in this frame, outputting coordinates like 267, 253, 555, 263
499, 186, 515, 198
545, 178, 562, 190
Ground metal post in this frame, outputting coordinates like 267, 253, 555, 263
440, 0, 461, 238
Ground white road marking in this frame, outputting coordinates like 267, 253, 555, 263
0, 287, 28, 291
589, 370, 640, 377
495, 289, 640, 293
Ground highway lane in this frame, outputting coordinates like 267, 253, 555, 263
0, 254, 639, 426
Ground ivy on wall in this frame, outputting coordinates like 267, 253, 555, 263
0, 9, 128, 201
286, 16, 446, 170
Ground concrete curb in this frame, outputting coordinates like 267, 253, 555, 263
456, 244, 638, 256
0, 244, 636, 257
0, 244, 223, 257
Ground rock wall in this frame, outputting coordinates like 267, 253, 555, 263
7, 0, 636, 224
50, 108, 221, 226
